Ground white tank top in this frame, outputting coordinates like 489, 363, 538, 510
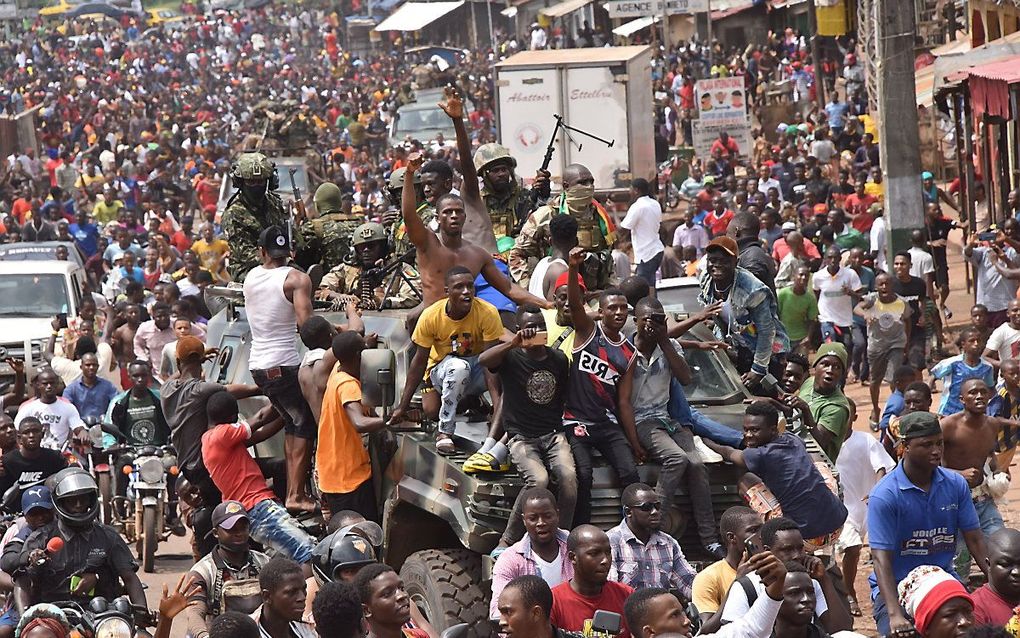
528, 257, 565, 299
243, 265, 301, 370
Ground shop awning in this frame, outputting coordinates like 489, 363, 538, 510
612, 14, 658, 36
540, 0, 592, 18
961, 56, 1020, 119
374, 1, 464, 30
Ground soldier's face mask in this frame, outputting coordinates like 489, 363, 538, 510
565, 183, 595, 211
241, 178, 269, 203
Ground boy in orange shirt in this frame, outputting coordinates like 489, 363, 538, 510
317, 331, 387, 522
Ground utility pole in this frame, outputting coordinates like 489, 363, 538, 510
661, 1, 669, 52
706, 0, 713, 67
807, 0, 824, 106
876, 0, 924, 254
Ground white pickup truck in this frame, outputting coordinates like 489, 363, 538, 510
0, 260, 89, 390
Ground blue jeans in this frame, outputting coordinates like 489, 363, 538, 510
248, 498, 315, 563
954, 498, 1005, 574
636, 251, 663, 285
668, 379, 744, 448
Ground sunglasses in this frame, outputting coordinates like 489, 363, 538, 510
630, 502, 663, 513
643, 313, 667, 325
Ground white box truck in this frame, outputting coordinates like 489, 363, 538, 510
493, 46, 654, 193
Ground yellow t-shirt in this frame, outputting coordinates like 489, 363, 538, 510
316, 369, 372, 494
192, 238, 230, 274
93, 200, 123, 224
692, 559, 737, 615
542, 308, 574, 361
413, 297, 504, 378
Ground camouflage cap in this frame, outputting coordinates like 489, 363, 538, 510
473, 143, 516, 173
231, 152, 274, 181
388, 167, 421, 190
352, 222, 387, 247
314, 182, 343, 215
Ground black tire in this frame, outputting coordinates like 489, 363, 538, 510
97, 472, 112, 526
142, 505, 158, 573
399, 548, 492, 638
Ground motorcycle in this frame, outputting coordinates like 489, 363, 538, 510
657, 157, 682, 211
111, 444, 179, 573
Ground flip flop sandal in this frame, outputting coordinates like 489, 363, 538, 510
436, 434, 456, 456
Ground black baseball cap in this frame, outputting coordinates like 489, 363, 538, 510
259, 226, 291, 258
211, 500, 249, 530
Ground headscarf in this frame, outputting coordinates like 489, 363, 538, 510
15, 604, 70, 638
897, 565, 972, 636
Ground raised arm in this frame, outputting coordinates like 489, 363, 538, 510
438, 88, 495, 252
567, 247, 596, 345
478, 329, 527, 371
401, 152, 433, 249
439, 89, 479, 204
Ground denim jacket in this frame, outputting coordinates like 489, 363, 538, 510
698, 267, 789, 376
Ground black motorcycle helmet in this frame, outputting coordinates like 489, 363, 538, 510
310, 522, 383, 586
49, 467, 100, 528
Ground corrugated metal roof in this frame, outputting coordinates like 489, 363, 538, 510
963, 56, 1020, 84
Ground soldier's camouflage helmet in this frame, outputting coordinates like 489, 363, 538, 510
473, 143, 517, 174
230, 152, 275, 181
352, 222, 387, 246
388, 167, 421, 190
314, 182, 343, 215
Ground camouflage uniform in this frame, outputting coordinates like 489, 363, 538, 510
221, 153, 290, 281
299, 182, 364, 271
474, 144, 537, 241
318, 222, 422, 310
318, 263, 422, 310
393, 202, 436, 256
508, 198, 614, 290
387, 167, 434, 256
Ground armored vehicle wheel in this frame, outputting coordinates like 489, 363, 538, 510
400, 548, 492, 638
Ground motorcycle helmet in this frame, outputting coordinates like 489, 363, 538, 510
49, 467, 100, 528
310, 522, 383, 585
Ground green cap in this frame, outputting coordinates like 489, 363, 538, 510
898, 411, 942, 440
812, 342, 848, 369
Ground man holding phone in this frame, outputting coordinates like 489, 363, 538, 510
480, 306, 575, 547
618, 296, 723, 558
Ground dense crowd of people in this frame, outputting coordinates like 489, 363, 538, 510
3, 4, 1020, 638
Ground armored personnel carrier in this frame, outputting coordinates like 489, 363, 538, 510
201, 278, 829, 637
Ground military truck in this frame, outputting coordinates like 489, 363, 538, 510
201, 277, 829, 638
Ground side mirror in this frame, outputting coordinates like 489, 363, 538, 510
440, 623, 469, 638
360, 348, 396, 410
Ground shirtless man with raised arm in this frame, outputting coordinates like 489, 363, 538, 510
401, 151, 549, 309
438, 88, 497, 254
941, 378, 1013, 559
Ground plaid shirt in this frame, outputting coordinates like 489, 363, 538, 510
606, 521, 696, 598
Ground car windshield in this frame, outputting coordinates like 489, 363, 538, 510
395, 108, 449, 133
683, 347, 743, 403
0, 274, 69, 316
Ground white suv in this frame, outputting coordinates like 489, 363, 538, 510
0, 260, 88, 387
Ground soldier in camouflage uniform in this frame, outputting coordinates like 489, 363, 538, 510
474, 143, 544, 243
221, 152, 291, 281
316, 222, 422, 310
508, 163, 615, 291
299, 182, 364, 273
388, 166, 433, 256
